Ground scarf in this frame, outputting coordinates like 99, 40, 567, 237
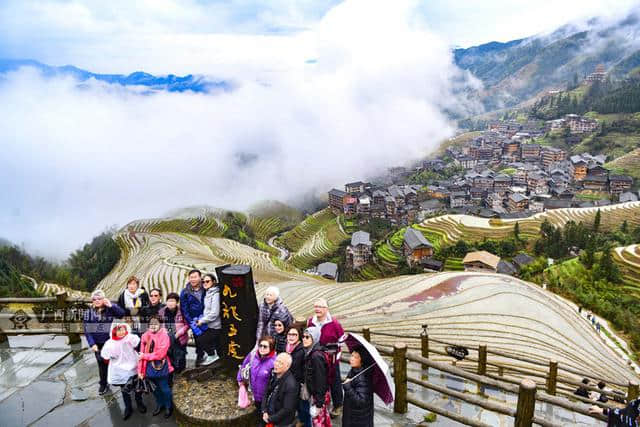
286, 341, 300, 354
123, 288, 144, 309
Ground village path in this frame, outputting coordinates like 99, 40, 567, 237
268, 234, 289, 261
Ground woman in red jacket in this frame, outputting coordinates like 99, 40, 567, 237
138, 315, 174, 418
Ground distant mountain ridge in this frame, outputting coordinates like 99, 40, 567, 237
0, 58, 231, 93
454, 9, 640, 111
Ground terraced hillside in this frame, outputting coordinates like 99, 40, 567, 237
613, 244, 640, 293
93, 208, 639, 387
97, 228, 317, 298
277, 209, 350, 270
272, 272, 638, 386
416, 201, 640, 246
22, 275, 89, 298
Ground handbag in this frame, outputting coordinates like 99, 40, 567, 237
240, 352, 254, 384
144, 338, 170, 378
237, 383, 252, 408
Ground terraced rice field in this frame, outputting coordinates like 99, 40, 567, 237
97, 228, 317, 299
92, 213, 639, 388
613, 244, 640, 296
282, 209, 350, 270
272, 272, 639, 387
417, 201, 640, 245
22, 275, 90, 298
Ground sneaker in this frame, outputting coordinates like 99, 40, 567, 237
201, 354, 219, 366
98, 385, 110, 395
330, 405, 343, 418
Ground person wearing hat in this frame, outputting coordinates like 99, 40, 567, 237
83, 289, 126, 396
301, 326, 330, 427
101, 322, 146, 420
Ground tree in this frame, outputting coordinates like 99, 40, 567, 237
621, 220, 628, 234
513, 221, 520, 241
593, 209, 601, 233
595, 245, 620, 282
581, 239, 596, 269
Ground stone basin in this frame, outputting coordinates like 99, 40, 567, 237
173, 368, 258, 426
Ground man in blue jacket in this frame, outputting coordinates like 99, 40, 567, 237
83, 289, 126, 395
180, 269, 207, 366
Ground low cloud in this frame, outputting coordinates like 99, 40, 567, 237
0, 0, 477, 259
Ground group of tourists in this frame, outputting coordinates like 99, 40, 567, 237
83, 269, 374, 426
237, 289, 373, 427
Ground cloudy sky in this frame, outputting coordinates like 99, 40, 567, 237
0, 0, 637, 258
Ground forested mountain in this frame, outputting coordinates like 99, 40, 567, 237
454, 9, 640, 111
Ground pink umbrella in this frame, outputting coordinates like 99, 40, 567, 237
340, 332, 394, 405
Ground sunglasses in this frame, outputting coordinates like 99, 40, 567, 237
203, 279, 214, 283
259, 344, 269, 349
302, 335, 312, 339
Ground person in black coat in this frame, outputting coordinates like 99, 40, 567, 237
342, 346, 374, 427
273, 319, 288, 354
302, 327, 328, 424
139, 288, 165, 333
116, 276, 150, 336
262, 353, 299, 427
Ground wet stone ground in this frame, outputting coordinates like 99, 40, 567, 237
0, 335, 606, 426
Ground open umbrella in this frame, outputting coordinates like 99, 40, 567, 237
340, 332, 394, 405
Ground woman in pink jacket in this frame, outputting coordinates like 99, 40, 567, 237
138, 315, 174, 418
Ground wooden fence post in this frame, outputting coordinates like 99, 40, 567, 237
515, 378, 537, 427
362, 327, 371, 343
56, 292, 80, 345
477, 345, 487, 376
628, 381, 639, 401
546, 360, 558, 396
393, 342, 408, 414
421, 324, 429, 371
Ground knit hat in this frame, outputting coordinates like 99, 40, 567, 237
304, 326, 321, 345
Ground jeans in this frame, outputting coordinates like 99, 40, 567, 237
93, 342, 108, 387
119, 385, 143, 410
151, 376, 173, 409
330, 361, 343, 407
298, 398, 311, 427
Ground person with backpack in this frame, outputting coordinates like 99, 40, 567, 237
307, 298, 345, 418
256, 286, 293, 343
138, 315, 174, 418
302, 327, 331, 427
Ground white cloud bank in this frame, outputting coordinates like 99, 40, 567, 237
0, 0, 478, 258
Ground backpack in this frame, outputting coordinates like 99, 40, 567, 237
311, 348, 334, 386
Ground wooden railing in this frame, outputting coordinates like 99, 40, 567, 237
351, 327, 639, 426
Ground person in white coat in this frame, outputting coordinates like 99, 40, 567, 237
101, 322, 146, 420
